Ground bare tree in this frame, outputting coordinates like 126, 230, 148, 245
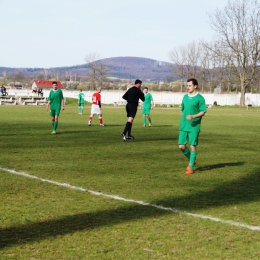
85, 53, 110, 89
169, 41, 201, 91
207, 0, 260, 105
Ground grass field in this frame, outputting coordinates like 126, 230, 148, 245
1, 103, 260, 259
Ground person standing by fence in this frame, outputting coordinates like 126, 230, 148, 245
78, 89, 85, 115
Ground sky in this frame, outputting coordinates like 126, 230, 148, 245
0, 0, 228, 68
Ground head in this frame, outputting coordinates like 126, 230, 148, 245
135, 79, 142, 88
143, 87, 148, 94
52, 81, 58, 90
79, 89, 82, 92
96, 87, 101, 93
187, 78, 198, 94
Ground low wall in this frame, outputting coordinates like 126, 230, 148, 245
7, 89, 260, 106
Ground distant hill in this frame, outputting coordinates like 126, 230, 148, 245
0, 57, 178, 82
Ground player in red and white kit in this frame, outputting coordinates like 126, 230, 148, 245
88, 87, 105, 126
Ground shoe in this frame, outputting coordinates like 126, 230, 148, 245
143, 125, 146, 127
121, 133, 127, 142
127, 135, 134, 140
88, 123, 91, 126
100, 124, 106, 126
149, 123, 152, 127
51, 130, 56, 135
186, 166, 194, 174
187, 161, 196, 169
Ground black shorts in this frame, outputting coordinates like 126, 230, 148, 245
126, 103, 138, 118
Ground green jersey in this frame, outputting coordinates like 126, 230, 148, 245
143, 93, 153, 108
179, 93, 206, 132
48, 89, 64, 111
78, 92, 85, 104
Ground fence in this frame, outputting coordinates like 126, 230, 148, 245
7, 89, 260, 106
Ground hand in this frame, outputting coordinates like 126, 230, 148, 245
186, 115, 193, 120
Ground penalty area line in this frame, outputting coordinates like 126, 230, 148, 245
1, 166, 260, 232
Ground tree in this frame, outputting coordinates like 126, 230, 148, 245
85, 53, 110, 89
207, 0, 260, 105
169, 41, 201, 92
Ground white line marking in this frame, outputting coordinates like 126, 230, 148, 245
1, 166, 260, 231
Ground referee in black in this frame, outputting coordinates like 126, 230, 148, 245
121, 79, 145, 141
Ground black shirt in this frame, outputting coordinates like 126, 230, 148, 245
122, 86, 144, 104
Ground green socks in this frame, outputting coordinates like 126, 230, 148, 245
182, 147, 190, 160
142, 117, 146, 126
148, 117, 152, 124
53, 121, 58, 131
190, 150, 197, 169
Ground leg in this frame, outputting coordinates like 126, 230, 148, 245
179, 144, 190, 160
98, 114, 104, 125
147, 114, 152, 126
189, 145, 197, 169
53, 115, 59, 132
88, 114, 93, 126
123, 117, 133, 135
142, 114, 146, 126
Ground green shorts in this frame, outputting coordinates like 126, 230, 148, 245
142, 107, 151, 115
50, 109, 61, 117
78, 103, 84, 106
178, 131, 199, 146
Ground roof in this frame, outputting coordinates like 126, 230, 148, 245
33, 80, 63, 89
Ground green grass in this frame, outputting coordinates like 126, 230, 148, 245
1, 104, 260, 259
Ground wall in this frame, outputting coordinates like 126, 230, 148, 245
7, 89, 260, 106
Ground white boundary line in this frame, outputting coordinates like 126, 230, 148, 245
1, 166, 260, 231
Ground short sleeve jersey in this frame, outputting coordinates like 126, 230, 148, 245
48, 89, 64, 111
143, 93, 153, 108
78, 92, 85, 104
179, 93, 207, 132
92, 92, 101, 105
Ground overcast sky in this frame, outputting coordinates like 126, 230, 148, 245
0, 0, 228, 68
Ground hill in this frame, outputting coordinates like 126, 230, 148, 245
0, 57, 177, 82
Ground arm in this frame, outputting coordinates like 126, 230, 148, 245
61, 99, 65, 110
186, 111, 205, 120
46, 100, 50, 111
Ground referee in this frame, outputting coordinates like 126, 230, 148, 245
121, 79, 145, 141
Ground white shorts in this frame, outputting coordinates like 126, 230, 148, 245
91, 104, 102, 115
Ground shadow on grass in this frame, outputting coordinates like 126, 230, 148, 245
1, 167, 260, 249
196, 162, 245, 171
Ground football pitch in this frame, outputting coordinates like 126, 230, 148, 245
1, 104, 260, 259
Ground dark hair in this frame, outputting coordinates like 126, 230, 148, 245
52, 81, 58, 85
144, 87, 148, 90
135, 79, 142, 85
187, 78, 198, 86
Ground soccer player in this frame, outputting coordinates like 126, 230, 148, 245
140, 87, 154, 127
46, 81, 65, 134
178, 78, 207, 174
121, 79, 145, 141
88, 87, 105, 126
78, 89, 85, 115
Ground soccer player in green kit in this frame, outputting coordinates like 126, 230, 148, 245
178, 78, 207, 174
140, 87, 154, 127
46, 81, 65, 134
78, 89, 85, 115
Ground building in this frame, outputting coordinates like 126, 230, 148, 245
31, 80, 63, 90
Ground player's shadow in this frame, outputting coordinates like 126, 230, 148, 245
1, 167, 260, 249
196, 162, 245, 172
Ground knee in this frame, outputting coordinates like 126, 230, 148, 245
179, 145, 186, 151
